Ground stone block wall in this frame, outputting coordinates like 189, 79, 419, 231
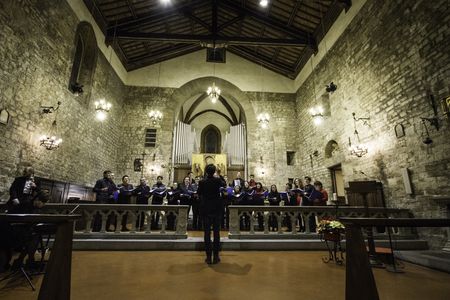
244, 92, 301, 188
0, 0, 126, 199
116, 86, 176, 186
295, 0, 450, 248
117, 86, 300, 189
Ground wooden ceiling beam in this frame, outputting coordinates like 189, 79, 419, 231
217, 14, 245, 32
106, 0, 206, 33
127, 44, 201, 65
219, 0, 316, 50
229, 47, 295, 79
112, 32, 309, 47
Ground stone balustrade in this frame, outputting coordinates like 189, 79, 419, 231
228, 205, 414, 239
41, 203, 189, 238
0, 203, 415, 241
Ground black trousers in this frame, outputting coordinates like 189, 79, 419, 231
203, 215, 221, 257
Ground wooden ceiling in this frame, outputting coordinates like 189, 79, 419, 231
84, 0, 351, 79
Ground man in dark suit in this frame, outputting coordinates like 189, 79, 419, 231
93, 170, 117, 231
7, 166, 40, 214
198, 164, 226, 264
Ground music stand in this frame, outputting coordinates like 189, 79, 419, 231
347, 181, 384, 268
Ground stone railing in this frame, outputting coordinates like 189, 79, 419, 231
40, 203, 189, 238
228, 205, 414, 239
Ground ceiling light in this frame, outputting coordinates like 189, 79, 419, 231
259, 0, 269, 7
207, 82, 221, 104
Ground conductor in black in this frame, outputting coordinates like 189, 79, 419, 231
198, 164, 226, 264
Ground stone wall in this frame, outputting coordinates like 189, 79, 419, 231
0, 0, 126, 199
116, 86, 175, 186
295, 0, 450, 248
117, 84, 300, 189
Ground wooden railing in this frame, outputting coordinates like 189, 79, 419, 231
228, 205, 413, 238
341, 218, 450, 300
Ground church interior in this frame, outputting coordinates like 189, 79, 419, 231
0, 0, 449, 299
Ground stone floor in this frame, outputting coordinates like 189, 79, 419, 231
1, 251, 450, 300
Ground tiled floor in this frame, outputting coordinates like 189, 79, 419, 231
1, 251, 450, 300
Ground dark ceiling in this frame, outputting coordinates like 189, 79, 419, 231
84, 0, 351, 79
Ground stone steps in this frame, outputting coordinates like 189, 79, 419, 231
71, 237, 428, 251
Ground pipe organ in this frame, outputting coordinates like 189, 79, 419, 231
172, 121, 196, 165
224, 123, 246, 166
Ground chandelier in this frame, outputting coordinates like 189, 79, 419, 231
148, 110, 163, 125
348, 113, 369, 157
309, 105, 324, 125
207, 82, 221, 103
348, 139, 368, 158
257, 113, 270, 129
40, 135, 63, 150
95, 99, 112, 121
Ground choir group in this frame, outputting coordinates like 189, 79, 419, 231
93, 170, 329, 232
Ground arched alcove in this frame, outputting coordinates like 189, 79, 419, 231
68, 21, 98, 104
325, 140, 340, 158
201, 125, 221, 153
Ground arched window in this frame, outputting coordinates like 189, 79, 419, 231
201, 125, 221, 153
68, 22, 97, 103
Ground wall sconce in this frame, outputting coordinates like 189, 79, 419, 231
148, 110, 163, 125
39, 121, 62, 150
94, 98, 112, 121
40, 101, 61, 115
309, 106, 324, 125
326, 82, 337, 93
257, 113, 270, 129
352, 112, 370, 126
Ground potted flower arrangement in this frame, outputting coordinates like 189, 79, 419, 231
317, 218, 345, 242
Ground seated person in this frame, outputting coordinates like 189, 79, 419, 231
2, 167, 50, 270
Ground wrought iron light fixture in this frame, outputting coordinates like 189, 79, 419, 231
40, 120, 62, 150
352, 112, 370, 126
94, 98, 112, 121
257, 113, 270, 129
309, 105, 324, 125
40, 101, 61, 115
148, 110, 163, 125
348, 113, 368, 157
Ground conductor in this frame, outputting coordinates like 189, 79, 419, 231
198, 164, 225, 264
